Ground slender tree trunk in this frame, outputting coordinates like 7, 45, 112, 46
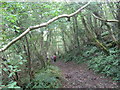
40, 31, 45, 68
116, 2, 120, 49
72, 16, 80, 49
74, 15, 80, 48
24, 35, 32, 81
61, 30, 68, 52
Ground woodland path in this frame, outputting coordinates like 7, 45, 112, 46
53, 60, 118, 88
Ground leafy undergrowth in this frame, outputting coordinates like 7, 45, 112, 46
26, 65, 62, 88
60, 48, 86, 64
87, 47, 120, 81
88, 54, 120, 81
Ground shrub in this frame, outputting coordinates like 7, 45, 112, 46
27, 65, 62, 88
88, 53, 120, 80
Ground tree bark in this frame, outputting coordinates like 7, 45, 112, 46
116, 2, 120, 49
81, 16, 110, 55
24, 35, 32, 81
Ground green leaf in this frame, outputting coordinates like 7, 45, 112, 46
19, 62, 23, 65
3, 68, 8, 71
8, 65, 13, 70
9, 72, 15, 77
13, 66, 19, 68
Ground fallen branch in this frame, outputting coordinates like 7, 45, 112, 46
92, 13, 119, 22
0, 1, 91, 52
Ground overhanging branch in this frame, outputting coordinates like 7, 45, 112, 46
0, 1, 91, 52
92, 13, 119, 22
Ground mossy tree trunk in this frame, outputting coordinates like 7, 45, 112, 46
81, 16, 110, 55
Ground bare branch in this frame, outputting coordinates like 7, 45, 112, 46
92, 13, 119, 22
0, 1, 91, 52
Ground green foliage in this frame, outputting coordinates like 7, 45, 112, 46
27, 65, 62, 88
7, 81, 20, 88
88, 49, 120, 80
0, 81, 21, 88
61, 49, 85, 64
101, 31, 109, 37
83, 46, 98, 57
63, 53, 74, 62
74, 56, 85, 64
2, 54, 27, 88
62, 46, 99, 64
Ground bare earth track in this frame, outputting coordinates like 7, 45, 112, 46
53, 60, 118, 88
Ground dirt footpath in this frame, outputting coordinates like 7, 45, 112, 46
53, 60, 118, 88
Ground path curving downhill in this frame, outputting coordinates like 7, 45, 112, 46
53, 60, 118, 88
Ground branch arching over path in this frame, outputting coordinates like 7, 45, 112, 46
0, 1, 91, 52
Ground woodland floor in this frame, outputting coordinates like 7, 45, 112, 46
53, 60, 119, 88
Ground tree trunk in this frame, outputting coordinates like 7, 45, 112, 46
39, 31, 45, 68
61, 30, 68, 52
116, 2, 120, 49
81, 16, 110, 55
24, 35, 32, 81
